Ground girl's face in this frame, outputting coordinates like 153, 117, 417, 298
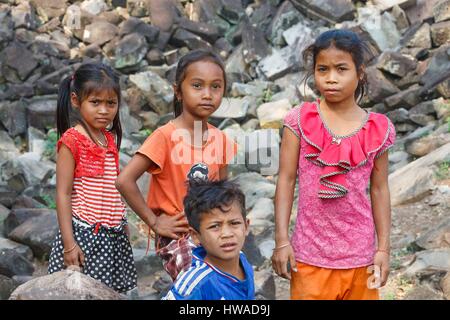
314, 46, 361, 104
71, 88, 119, 132
175, 60, 225, 120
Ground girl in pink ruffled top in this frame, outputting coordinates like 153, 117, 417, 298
272, 29, 396, 300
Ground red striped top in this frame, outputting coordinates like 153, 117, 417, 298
58, 128, 125, 228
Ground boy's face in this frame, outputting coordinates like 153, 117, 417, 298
191, 201, 249, 263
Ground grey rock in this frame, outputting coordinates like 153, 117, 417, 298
212, 97, 249, 119
170, 28, 213, 51
214, 37, 233, 59
217, 0, 244, 24
127, 0, 150, 17
114, 33, 149, 69
0, 249, 34, 278
291, 0, 355, 24
191, 0, 230, 35
0, 204, 9, 237
245, 129, 280, 176
9, 268, 126, 300
358, 7, 401, 51
0, 275, 18, 300
26, 97, 57, 131
405, 248, 450, 277
389, 143, 450, 206
119, 17, 160, 44
11, 1, 37, 29
0, 185, 18, 209
442, 272, 450, 300
129, 70, 173, 115
401, 22, 432, 49
404, 285, 445, 300
0, 153, 55, 194
431, 20, 450, 47
231, 81, 270, 98
409, 114, 436, 126
257, 46, 299, 81
242, 19, 270, 65
0, 42, 38, 81
27, 127, 47, 157
372, 0, 417, 11
233, 172, 276, 210
31, 0, 69, 21
406, 133, 450, 157
225, 44, 249, 78
433, 0, 450, 23
433, 97, 450, 119
420, 44, 450, 94
83, 21, 118, 45
254, 270, 276, 300
147, 0, 181, 32
8, 210, 58, 259
133, 248, 163, 278
376, 51, 417, 78
385, 84, 421, 110
415, 218, 450, 250
0, 8, 14, 44
389, 151, 410, 164
390, 4, 410, 32
365, 66, 400, 104
386, 108, 409, 124
257, 98, 292, 129
242, 231, 265, 268
0, 100, 27, 137
80, 0, 108, 15
267, 1, 302, 46
247, 198, 274, 222
0, 238, 33, 261
176, 17, 219, 44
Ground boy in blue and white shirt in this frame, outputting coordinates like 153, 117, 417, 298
163, 179, 254, 300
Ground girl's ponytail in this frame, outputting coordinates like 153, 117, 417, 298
56, 75, 73, 138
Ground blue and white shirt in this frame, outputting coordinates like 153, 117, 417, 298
162, 246, 255, 300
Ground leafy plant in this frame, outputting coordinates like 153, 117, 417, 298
435, 161, 450, 180
262, 88, 273, 103
139, 128, 153, 137
43, 128, 58, 159
41, 194, 56, 209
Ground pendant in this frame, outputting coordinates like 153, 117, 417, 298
331, 137, 341, 145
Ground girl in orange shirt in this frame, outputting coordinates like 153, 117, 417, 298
116, 49, 236, 280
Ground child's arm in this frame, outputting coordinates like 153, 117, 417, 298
56, 144, 85, 268
116, 153, 189, 239
271, 128, 300, 280
370, 152, 391, 287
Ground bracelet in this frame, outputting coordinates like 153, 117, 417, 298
273, 243, 291, 251
376, 249, 390, 254
63, 243, 77, 254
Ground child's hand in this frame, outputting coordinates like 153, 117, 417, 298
64, 244, 85, 270
373, 251, 390, 287
153, 212, 190, 240
271, 244, 297, 280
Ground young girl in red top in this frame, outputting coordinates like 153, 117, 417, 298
48, 63, 137, 293
116, 50, 236, 281
272, 29, 396, 299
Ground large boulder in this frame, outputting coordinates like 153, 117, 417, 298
9, 268, 126, 300
7, 210, 59, 259
414, 218, 450, 250
389, 143, 450, 206
405, 248, 450, 277
0, 249, 35, 278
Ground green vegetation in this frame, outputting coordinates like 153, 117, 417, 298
139, 128, 153, 137
41, 194, 56, 209
43, 128, 58, 159
262, 88, 273, 103
435, 161, 450, 180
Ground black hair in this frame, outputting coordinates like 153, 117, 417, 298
183, 179, 246, 232
173, 49, 227, 118
303, 29, 374, 103
56, 62, 122, 149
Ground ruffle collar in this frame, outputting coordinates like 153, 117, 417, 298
66, 127, 117, 155
298, 100, 390, 199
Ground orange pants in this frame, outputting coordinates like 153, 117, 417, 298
290, 262, 379, 300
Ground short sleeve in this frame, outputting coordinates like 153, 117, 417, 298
283, 106, 301, 139
220, 131, 238, 169
375, 119, 396, 159
137, 129, 167, 174
57, 130, 79, 162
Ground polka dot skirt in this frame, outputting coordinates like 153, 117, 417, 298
48, 220, 137, 294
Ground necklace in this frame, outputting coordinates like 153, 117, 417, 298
95, 131, 107, 148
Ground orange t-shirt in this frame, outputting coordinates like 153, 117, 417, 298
137, 121, 237, 216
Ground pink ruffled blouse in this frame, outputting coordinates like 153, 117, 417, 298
284, 100, 396, 268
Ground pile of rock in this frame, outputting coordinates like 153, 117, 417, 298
0, 0, 449, 299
